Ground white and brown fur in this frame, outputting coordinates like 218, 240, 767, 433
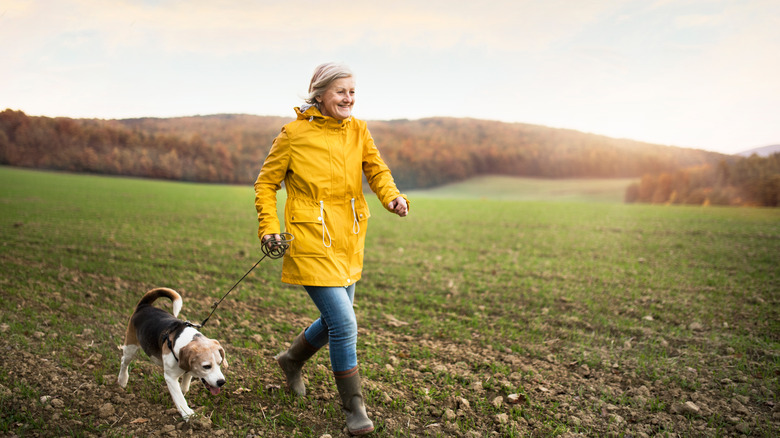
117, 287, 228, 421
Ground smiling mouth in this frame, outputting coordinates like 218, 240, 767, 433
201, 378, 221, 395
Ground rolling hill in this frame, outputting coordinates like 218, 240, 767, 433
0, 109, 730, 190
737, 144, 780, 157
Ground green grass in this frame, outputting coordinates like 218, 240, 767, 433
408, 175, 638, 202
1, 166, 779, 437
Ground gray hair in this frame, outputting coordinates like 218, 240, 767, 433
305, 62, 354, 105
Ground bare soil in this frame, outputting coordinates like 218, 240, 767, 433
1, 283, 778, 438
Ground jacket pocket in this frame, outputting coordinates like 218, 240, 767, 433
352, 202, 370, 254
288, 208, 328, 257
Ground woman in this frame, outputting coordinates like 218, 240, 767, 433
254, 62, 409, 435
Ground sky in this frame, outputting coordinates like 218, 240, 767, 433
2, 0, 779, 155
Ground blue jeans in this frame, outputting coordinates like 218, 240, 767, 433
302, 284, 358, 373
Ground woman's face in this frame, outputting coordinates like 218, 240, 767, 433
317, 77, 355, 121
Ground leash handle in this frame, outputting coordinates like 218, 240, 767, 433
261, 232, 295, 259
199, 233, 294, 327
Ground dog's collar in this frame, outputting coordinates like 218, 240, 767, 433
162, 321, 202, 362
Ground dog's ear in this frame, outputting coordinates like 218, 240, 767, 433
216, 342, 228, 369
177, 344, 194, 372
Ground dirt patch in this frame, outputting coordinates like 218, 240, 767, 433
0, 258, 777, 437
1, 289, 777, 438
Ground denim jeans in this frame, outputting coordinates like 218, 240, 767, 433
302, 284, 358, 373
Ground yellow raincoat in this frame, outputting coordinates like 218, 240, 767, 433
254, 106, 409, 286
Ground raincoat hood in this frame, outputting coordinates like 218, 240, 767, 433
295, 104, 352, 124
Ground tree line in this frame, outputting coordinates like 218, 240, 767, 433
366, 117, 728, 189
0, 110, 288, 184
624, 154, 780, 206
4, 108, 774, 206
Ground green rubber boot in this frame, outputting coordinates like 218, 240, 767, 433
275, 330, 319, 396
334, 366, 374, 435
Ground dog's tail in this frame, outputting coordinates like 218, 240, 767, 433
135, 287, 183, 317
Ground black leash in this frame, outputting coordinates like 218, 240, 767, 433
197, 233, 294, 328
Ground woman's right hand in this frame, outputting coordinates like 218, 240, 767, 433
262, 234, 282, 247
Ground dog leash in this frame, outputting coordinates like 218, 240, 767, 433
197, 233, 294, 328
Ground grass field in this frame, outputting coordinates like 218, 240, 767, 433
407, 176, 638, 203
1, 166, 778, 437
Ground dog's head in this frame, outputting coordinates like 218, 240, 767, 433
178, 336, 228, 395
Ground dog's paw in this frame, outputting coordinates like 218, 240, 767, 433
181, 409, 196, 422
181, 412, 212, 430
117, 374, 128, 388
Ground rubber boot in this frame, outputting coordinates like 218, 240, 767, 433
275, 330, 319, 396
334, 367, 374, 435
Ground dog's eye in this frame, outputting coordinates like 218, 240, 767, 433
204, 365, 212, 370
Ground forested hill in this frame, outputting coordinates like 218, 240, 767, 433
366, 118, 726, 188
0, 109, 728, 189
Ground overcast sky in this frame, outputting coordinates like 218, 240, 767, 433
2, 0, 779, 154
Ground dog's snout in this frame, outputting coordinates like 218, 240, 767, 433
217, 379, 226, 387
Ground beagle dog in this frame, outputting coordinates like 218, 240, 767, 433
117, 287, 227, 421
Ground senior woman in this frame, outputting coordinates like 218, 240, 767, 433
254, 62, 409, 435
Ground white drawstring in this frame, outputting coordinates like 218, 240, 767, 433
319, 201, 332, 248
351, 198, 360, 235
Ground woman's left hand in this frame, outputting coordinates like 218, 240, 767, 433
388, 196, 408, 217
